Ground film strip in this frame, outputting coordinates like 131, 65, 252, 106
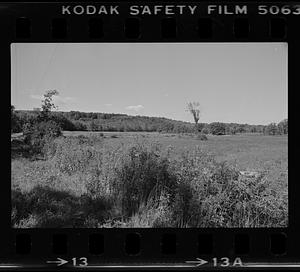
1, 0, 299, 270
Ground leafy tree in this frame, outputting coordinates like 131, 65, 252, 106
278, 119, 288, 135
264, 123, 278, 135
51, 113, 76, 131
73, 121, 87, 131
228, 126, 237, 135
24, 90, 62, 154
40, 90, 59, 120
11, 105, 21, 133
209, 122, 226, 135
236, 124, 246, 133
88, 120, 98, 131
197, 123, 206, 132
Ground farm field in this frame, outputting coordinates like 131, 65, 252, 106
11, 131, 288, 228
63, 131, 288, 171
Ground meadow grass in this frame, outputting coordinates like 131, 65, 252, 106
11, 132, 288, 228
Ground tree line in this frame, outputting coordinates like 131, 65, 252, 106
11, 108, 288, 136
11, 91, 287, 136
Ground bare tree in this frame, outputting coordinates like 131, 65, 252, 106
187, 102, 201, 131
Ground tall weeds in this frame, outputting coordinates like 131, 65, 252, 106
11, 136, 288, 228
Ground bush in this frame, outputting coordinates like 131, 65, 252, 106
23, 120, 62, 154
171, 181, 197, 227
196, 133, 208, 141
201, 127, 209, 134
168, 147, 287, 227
127, 193, 173, 227
111, 142, 176, 216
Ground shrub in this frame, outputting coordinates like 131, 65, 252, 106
201, 127, 209, 134
127, 193, 173, 227
23, 120, 62, 154
13, 213, 39, 228
171, 181, 198, 227
168, 147, 287, 227
112, 142, 176, 216
196, 133, 208, 141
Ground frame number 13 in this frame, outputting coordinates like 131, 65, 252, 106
72, 257, 88, 266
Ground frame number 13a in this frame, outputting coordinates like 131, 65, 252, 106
212, 257, 243, 267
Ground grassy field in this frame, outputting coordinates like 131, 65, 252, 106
63, 131, 288, 172
11, 131, 288, 228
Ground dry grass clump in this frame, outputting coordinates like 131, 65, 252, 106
11, 136, 287, 228
50, 136, 102, 174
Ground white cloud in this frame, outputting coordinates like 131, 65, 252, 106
30, 94, 43, 100
126, 105, 144, 112
105, 103, 113, 107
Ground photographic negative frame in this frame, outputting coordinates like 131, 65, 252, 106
1, 0, 299, 270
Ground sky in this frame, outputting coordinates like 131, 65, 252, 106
11, 43, 288, 125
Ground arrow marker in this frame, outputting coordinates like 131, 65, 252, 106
46, 258, 68, 266
185, 258, 208, 267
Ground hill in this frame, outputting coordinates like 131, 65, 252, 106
13, 110, 286, 135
